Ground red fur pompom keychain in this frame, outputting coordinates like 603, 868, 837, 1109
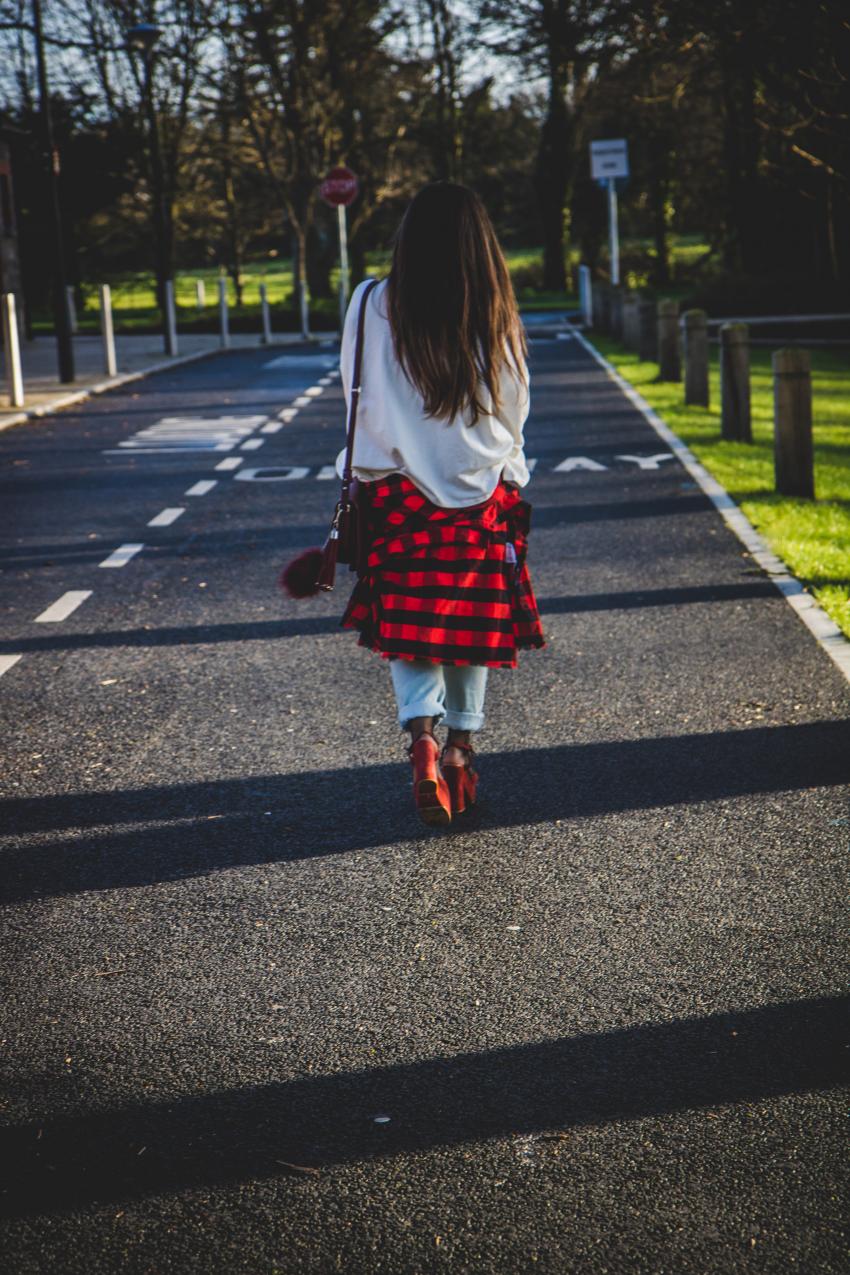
279, 548, 324, 598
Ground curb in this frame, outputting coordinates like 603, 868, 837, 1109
572, 328, 850, 688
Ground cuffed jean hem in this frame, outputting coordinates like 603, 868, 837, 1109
395, 696, 446, 730
442, 708, 486, 731
390, 659, 488, 733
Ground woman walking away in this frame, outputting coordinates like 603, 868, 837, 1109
338, 181, 544, 827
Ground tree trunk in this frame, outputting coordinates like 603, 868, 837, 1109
648, 142, 671, 286
719, 16, 759, 273
349, 234, 366, 289
306, 218, 333, 299
220, 111, 243, 306
534, 79, 571, 292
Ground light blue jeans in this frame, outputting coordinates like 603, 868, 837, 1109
390, 659, 488, 731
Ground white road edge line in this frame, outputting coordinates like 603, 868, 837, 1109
35, 590, 92, 623
185, 479, 218, 496
0, 653, 23, 678
572, 327, 850, 687
148, 507, 185, 527
99, 543, 145, 568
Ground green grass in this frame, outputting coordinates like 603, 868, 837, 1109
47, 237, 709, 333
590, 334, 850, 640
50, 248, 578, 333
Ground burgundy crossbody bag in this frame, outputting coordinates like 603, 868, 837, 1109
279, 278, 378, 598
316, 277, 379, 590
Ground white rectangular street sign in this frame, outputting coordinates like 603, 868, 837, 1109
590, 139, 629, 180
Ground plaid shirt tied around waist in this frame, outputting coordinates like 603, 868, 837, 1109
341, 473, 545, 668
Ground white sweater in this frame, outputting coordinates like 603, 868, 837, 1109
336, 277, 530, 508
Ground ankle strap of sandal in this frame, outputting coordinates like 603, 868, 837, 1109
440, 741, 475, 756
407, 732, 440, 757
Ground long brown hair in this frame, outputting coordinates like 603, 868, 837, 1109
385, 182, 527, 426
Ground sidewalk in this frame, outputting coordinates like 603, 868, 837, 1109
0, 330, 328, 433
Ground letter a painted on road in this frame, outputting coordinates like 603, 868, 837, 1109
554, 457, 608, 472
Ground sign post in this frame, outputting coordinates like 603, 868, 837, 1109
590, 139, 629, 286
320, 166, 359, 332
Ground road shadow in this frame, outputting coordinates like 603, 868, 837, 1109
1, 720, 847, 904
0, 582, 779, 657
1, 994, 844, 1216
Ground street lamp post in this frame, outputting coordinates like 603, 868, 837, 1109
31, 0, 74, 382
127, 23, 175, 355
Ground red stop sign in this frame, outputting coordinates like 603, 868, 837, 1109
320, 166, 359, 207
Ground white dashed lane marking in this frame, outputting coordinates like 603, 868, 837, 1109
292, 396, 312, 408
316, 465, 337, 479
304, 386, 324, 397
240, 438, 265, 451
148, 508, 185, 527
99, 543, 145, 568
185, 480, 217, 496
215, 457, 243, 471
260, 421, 283, 434
35, 591, 92, 623
0, 654, 23, 678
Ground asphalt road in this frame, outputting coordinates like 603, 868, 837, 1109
0, 333, 848, 1274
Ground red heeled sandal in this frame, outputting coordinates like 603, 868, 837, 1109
439, 741, 478, 815
408, 733, 452, 827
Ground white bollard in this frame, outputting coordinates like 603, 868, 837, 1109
337, 203, 350, 335
260, 282, 272, 345
2, 292, 24, 407
65, 284, 78, 334
218, 277, 230, 348
196, 278, 206, 309
99, 283, 117, 377
578, 264, 592, 326
164, 279, 178, 356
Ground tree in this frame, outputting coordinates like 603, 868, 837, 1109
476, 0, 627, 291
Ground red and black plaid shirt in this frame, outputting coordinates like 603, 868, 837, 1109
341, 474, 545, 668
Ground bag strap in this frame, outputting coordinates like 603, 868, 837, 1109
341, 278, 379, 495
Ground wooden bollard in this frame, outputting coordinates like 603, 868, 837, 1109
773, 349, 814, 498
638, 300, 656, 361
720, 323, 751, 442
596, 283, 611, 333
609, 285, 624, 338
682, 309, 709, 406
590, 277, 604, 330
622, 295, 640, 352
656, 299, 680, 381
